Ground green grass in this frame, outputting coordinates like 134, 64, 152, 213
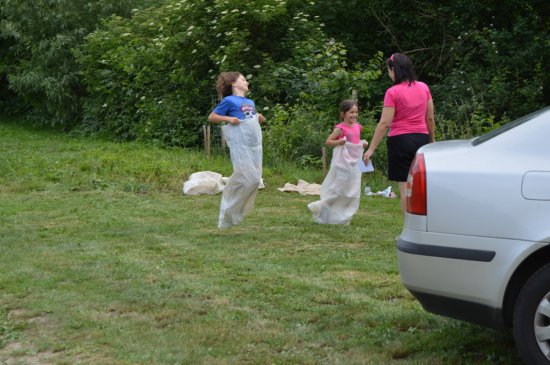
0, 120, 522, 364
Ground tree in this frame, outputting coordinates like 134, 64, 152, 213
309, 0, 549, 124
76, 0, 383, 151
0, 0, 160, 126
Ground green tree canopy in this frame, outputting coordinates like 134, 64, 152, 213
0, 0, 160, 126
0, 0, 548, 167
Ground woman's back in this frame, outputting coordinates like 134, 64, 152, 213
384, 81, 431, 137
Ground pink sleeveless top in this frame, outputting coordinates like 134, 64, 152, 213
335, 122, 362, 144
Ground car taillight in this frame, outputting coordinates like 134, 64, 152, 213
406, 153, 427, 215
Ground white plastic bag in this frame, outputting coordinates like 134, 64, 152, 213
308, 140, 365, 224
218, 115, 262, 229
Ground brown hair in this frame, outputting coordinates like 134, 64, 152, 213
386, 53, 417, 85
216, 71, 242, 98
339, 99, 358, 121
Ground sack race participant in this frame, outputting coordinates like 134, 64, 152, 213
308, 100, 368, 224
218, 115, 262, 228
208, 72, 265, 229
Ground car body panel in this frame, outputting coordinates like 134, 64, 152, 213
416, 116, 550, 242
397, 106, 550, 329
522, 171, 550, 200
397, 232, 546, 308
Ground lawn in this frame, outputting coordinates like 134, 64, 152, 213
0, 120, 522, 364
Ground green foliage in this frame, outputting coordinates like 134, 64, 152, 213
76, 0, 384, 153
75, 0, 283, 143
436, 109, 504, 141
261, 39, 383, 108
75, 0, 226, 144
1, 0, 548, 171
263, 104, 331, 165
432, 15, 546, 125
260, 41, 382, 166
0, 0, 159, 126
310, 0, 548, 124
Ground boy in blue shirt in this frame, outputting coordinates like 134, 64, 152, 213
208, 72, 264, 228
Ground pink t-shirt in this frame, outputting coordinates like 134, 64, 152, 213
335, 122, 362, 144
383, 81, 431, 137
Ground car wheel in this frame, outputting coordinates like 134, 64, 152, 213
514, 263, 550, 365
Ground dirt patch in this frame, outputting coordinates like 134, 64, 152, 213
0, 341, 55, 365
0, 310, 58, 365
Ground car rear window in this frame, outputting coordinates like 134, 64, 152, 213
472, 106, 550, 146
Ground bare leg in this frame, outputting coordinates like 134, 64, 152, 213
397, 181, 407, 215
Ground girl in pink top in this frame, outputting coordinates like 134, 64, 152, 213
308, 100, 368, 225
325, 100, 366, 146
363, 53, 436, 214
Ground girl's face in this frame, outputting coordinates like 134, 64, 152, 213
387, 66, 395, 82
342, 105, 359, 124
232, 74, 249, 94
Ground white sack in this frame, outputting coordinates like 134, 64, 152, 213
307, 141, 365, 224
183, 171, 225, 195
218, 115, 262, 229
277, 179, 321, 195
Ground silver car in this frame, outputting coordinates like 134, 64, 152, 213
397, 106, 550, 365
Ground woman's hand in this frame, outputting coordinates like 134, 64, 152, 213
363, 149, 373, 163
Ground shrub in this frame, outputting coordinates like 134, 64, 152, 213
76, 0, 384, 159
0, 0, 159, 127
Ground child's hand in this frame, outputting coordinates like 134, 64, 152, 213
339, 139, 346, 146
258, 114, 265, 123
227, 117, 239, 125
363, 141, 369, 148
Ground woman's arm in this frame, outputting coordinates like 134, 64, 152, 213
425, 99, 435, 143
208, 112, 239, 125
363, 107, 394, 162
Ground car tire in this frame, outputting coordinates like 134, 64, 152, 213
513, 263, 550, 365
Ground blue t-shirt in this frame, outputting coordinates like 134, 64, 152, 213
213, 95, 258, 120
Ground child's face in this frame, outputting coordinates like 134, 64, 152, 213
232, 74, 249, 94
342, 105, 359, 124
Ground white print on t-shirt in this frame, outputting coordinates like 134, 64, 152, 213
241, 103, 256, 119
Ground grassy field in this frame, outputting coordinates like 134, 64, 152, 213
0, 120, 522, 364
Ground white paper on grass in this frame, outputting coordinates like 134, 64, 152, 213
307, 140, 366, 224
218, 115, 262, 229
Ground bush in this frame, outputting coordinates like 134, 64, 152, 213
76, 0, 299, 144
76, 0, 384, 159
0, 0, 159, 127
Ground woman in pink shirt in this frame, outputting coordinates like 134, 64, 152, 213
363, 53, 435, 214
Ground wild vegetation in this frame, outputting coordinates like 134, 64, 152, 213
1, 0, 548, 170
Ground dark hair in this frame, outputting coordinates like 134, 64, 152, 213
216, 71, 242, 98
386, 53, 416, 85
339, 99, 358, 121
